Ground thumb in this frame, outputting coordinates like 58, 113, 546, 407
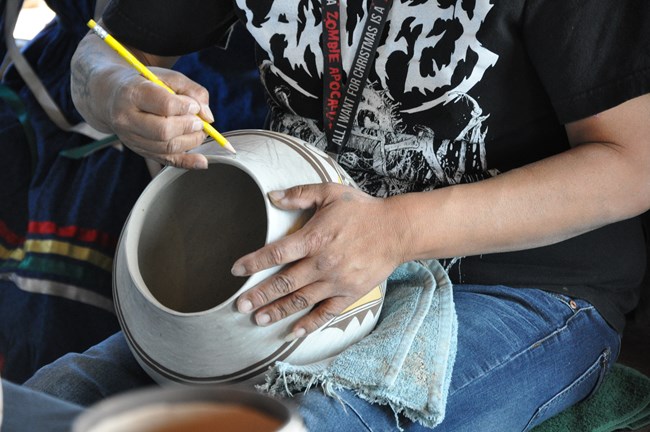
268, 184, 327, 210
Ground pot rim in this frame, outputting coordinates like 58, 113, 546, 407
122, 154, 272, 317
72, 385, 305, 432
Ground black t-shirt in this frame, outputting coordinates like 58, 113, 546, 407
103, 0, 650, 333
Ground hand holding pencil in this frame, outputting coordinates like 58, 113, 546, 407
86, 19, 236, 156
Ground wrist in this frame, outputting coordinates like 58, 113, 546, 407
383, 194, 419, 265
71, 37, 128, 133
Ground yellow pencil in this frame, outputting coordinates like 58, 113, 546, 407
86, 19, 236, 154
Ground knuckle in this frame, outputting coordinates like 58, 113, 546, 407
291, 184, 305, 198
315, 253, 339, 272
304, 230, 326, 254
322, 182, 337, 192
112, 112, 130, 131
322, 183, 338, 199
160, 97, 179, 116
111, 115, 128, 132
157, 122, 177, 142
270, 273, 295, 295
177, 157, 197, 170
270, 292, 310, 322
315, 306, 338, 325
164, 139, 180, 155
123, 80, 141, 103
195, 87, 210, 103
290, 292, 310, 310
191, 131, 207, 146
272, 303, 290, 320
267, 245, 285, 266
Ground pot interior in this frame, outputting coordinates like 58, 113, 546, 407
137, 163, 267, 313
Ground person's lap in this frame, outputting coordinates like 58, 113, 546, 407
24, 332, 154, 407
17, 285, 620, 431
297, 285, 620, 431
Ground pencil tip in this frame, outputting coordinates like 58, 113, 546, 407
225, 141, 237, 154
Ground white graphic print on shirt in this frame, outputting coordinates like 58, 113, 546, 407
236, 0, 500, 196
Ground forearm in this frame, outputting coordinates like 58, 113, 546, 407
393, 95, 650, 262
394, 144, 645, 261
70, 20, 178, 132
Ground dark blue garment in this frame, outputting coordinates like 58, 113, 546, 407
0, 0, 267, 383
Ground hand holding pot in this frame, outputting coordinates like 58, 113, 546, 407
233, 182, 406, 340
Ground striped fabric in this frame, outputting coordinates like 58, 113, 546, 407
0, 220, 116, 312
0, 1, 266, 383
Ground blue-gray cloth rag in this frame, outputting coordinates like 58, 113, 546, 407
259, 259, 458, 429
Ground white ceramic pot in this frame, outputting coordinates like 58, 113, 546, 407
114, 130, 385, 385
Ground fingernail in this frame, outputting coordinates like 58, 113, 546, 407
192, 120, 204, 132
202, 104, 215, 123
268, 190, 285, 202
283, 328, 306, 342
188, 102, 200, 114
231, 263, 245, 276
256, 313, 271, 326
238, 299, 253, 313
193, 158, 208, 170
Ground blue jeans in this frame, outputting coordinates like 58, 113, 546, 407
1, 380, 84, 432
6, 285, 620, 431
296, 285, 621, 431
